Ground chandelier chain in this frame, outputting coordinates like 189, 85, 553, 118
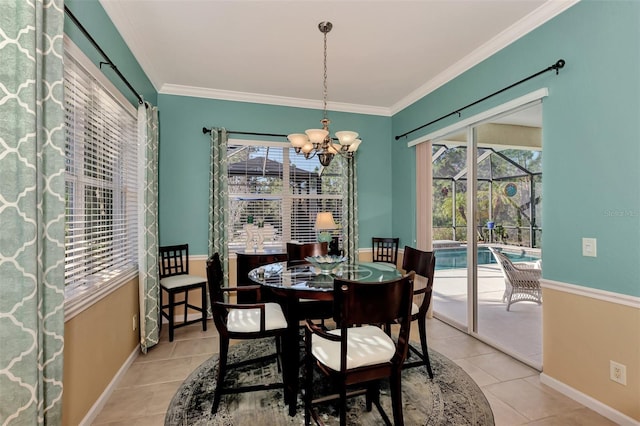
323, 29, 328, 121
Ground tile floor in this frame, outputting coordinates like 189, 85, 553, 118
92, 319, 616, 425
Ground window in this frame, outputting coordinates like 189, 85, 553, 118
227, 140, 345, 251
63, 38, 138, 311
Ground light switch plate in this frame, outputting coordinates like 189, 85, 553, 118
582, 238, 597, 257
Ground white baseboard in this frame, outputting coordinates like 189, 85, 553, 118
79, 345, 140, 426
539, 373, 639, 425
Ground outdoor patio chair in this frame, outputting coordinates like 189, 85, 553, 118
488, 247, 542, 311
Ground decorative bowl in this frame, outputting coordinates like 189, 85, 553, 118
304, 255, 347, 274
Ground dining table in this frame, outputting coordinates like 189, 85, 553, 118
248, 259, 402, 416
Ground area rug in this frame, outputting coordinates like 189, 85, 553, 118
165, 338, 494, 425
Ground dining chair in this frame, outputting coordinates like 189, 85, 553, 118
286, 241, 332, 325
399, 245, 436, 378
304, 271, 415, 426
372, 237, 400, 266
206, 253, 288, 414
286, 241, 328, 264
158, 244, 207, 342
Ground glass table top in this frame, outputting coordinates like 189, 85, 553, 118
248, 260, 401, 294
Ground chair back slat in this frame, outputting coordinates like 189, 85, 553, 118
372, 237, 399, 265
159, 244, 189, 277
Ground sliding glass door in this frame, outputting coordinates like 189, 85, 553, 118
431, 129, 469, 329
429, 101, 543, 369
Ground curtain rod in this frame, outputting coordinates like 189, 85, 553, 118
64, 6, 144, 105
394, 59, 565, 141
202, 128, 288, 138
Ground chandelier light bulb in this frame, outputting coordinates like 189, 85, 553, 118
287, 133, 308, 148
305, 129, 329, 144
335, 131, 359, 145
348, 139, 362, 152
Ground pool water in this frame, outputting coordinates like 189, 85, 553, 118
435, 247, 540, 270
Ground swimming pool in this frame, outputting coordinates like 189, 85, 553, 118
434, 247, 540, 270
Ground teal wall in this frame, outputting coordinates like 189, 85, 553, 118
391, 0, 640, 297
64, 0, 157, 106
157, 94, 392, 254
63, 0, 639, 297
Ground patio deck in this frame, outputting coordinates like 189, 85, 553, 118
432, 263, 542, 369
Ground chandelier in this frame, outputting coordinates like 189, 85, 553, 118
287, 22, 362, 167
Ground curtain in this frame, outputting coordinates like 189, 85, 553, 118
0, 1, 65, 424
208, 128, 229, 287
416, 141, 434, 318
138, 102, 160, 353
342, 157, 359, 264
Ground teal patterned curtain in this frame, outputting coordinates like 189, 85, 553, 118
0, 1, 65, 424
343, 157, 359, 263
208, 128, 229, 287
138, 102, 160, 353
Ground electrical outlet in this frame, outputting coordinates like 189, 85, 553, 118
610, 360, 626, 385
132, 314, 138, 331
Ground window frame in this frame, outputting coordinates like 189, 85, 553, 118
227, 138, 345, 253
63, 36, 139, 321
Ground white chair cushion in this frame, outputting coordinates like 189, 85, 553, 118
311, 325, 396, 371
160, 274, 205, 289
227, 303, 288, 333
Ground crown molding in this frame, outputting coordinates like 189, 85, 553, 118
389, 0, 580, 115
159, 84, 391, 117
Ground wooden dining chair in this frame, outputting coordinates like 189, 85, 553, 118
372, 237, 399, 266
304, 271, 415, 426
400, 245, 436, 378
286, 241, 332, 325
206, 253, 288, 414
286, 241, 328, 264
158, 244, 207, 342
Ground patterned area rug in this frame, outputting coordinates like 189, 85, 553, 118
165, 338, 494, 425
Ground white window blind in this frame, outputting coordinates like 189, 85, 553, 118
63, 43, 138, 300
227, 141, 344, 251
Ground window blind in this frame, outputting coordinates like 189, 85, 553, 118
227, 142, 344, 250
63, 50, 138, 297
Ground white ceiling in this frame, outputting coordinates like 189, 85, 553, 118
99, 0, 576, 118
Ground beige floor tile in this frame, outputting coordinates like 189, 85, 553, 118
160, 320, 216, 342
483, 377, 583, 421
92, 387, 152, 423
171, 336, 218, 358
482, 390, 530, 425
524, 407, 618, 425
430, 332, 497, 360
134, 341, 176, 363
93, 413, 165, 425
463, 351, 538, 382
454, 358, 501, 387
118, 356, 208, 388
93, 380, 183, 424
